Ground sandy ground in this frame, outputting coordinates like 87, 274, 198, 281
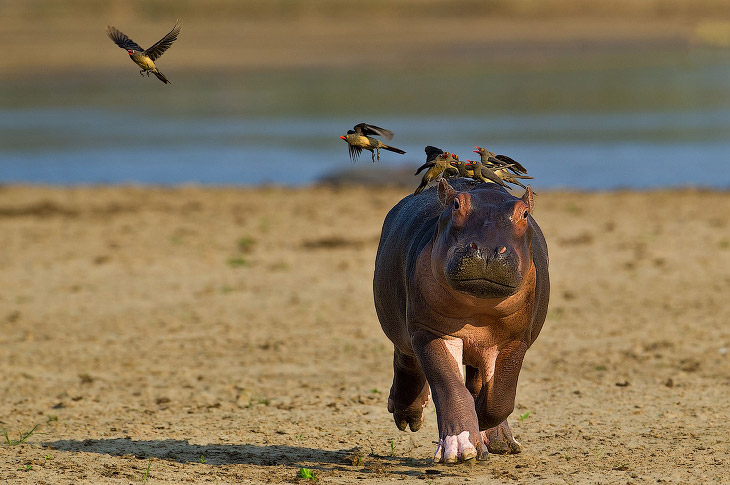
0, 184, 728, 483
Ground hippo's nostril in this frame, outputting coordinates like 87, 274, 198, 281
469, 242, 478, 250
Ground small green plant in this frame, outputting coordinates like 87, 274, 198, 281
44, 454, 52, 460
389, 439, 396, 456
46, 415, 58, 423
3, 424, 39, 446
519, 411, 531, 422
370, 388, 380, 394
141, 459, 152, 483
297, 467, 316, 480
19, 464, 32, 471
227, 257, 248, 268
198, 455, 207, 464
564, 202, 582, 215
563, 453, 571, 461
295, 433, 304, 442
258, 397, 270, 406
237, 237, 256, 253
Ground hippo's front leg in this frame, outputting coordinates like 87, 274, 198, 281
411, 330, 486, 463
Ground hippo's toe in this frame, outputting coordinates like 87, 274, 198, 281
388, 397, 425, 431
433, 431, 482, 464
481, 421, 521, 455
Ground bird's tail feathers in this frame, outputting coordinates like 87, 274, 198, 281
153, 70, 171, 84
414, 182, 427, 195
383, 145, 406, 155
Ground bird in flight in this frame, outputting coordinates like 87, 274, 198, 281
106, 20, 182, 84
340, 123, 406, 163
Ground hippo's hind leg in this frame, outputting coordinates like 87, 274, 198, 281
472, 340, 528, 454
465, 365, 519, 454
388, 347, 430, 432
481, 421, 521, 454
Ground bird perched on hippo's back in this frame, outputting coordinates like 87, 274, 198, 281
465, 159, 510, 188
106, 20, 182, 84
413, 147, 459, 195
340, 123, 406, 163
450, 159, 474, 179
473, 146, 533, 189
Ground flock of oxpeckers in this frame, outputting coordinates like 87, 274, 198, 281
339, 123, 532, 195
106, 21, 532, 195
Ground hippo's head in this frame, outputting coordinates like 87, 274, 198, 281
432, 179, 535, 299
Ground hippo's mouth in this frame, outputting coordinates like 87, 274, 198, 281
449, 276, 519, 299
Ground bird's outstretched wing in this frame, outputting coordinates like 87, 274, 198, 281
348, 143, 362, 162
353, 123, 394, 140
494, 154, 528, 174
144, 19, 182, 61
414, 161, 434, 175
106, 25, 145, 52
424, 145, 444, 163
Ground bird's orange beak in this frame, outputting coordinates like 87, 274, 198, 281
339, 135, 347, 141
472, 149, 480, 154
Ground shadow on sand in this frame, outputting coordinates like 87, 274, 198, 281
45, 438, 439, 477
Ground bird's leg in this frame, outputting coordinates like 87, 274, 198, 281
146, 71, 151, 77
371, 150, 376, 163
139, 70, 145, 77
375, 148, 381, 163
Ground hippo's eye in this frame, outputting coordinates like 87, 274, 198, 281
522, 210, 529, 219
453, 199, 460, 211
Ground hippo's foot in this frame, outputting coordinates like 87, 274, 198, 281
387, 387, 429, 432
388, 349, 429, 432
434, 430, 487, 464
481, 420, 521, 454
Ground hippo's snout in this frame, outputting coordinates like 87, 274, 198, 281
445, 242, 522, 298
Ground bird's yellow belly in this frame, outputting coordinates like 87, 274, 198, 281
351, 134, 384, 149
133, 56, 156, 71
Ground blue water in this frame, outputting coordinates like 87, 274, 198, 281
2, 109, 729, 189
2, 49, 729, 189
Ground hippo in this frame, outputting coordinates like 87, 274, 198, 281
373, 178, 549, 463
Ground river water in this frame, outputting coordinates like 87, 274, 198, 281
1, 47, 728, 189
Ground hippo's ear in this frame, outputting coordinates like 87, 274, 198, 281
437, 179, 457, 207
522, 186, 535, 214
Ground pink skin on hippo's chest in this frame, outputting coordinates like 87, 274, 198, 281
407, 241, 538, 368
